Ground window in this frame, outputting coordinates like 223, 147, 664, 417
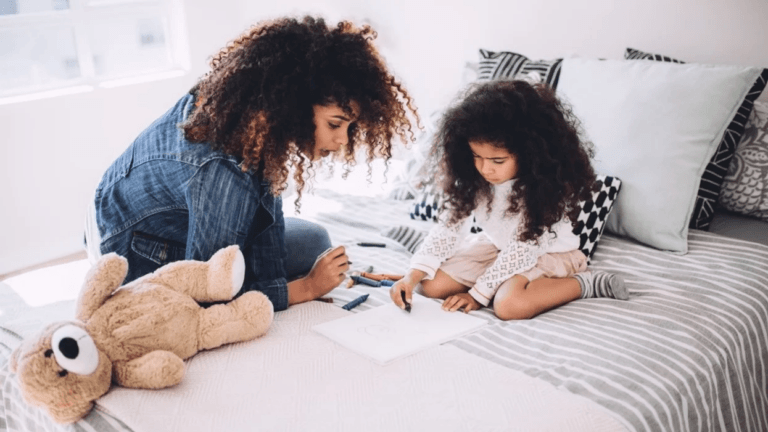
0, 0, 189, 102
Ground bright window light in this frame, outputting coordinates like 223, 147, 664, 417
0, 0, 189, 103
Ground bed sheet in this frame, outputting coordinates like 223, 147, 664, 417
286, 189, 768, 432
2, 188, 767, 432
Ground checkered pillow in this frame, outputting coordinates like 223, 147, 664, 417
410, 185, 444, 223
573, 175, 622, 262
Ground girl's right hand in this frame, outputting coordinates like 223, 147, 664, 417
390, 278, 415, 311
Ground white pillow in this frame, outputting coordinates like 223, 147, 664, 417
557, 58, 762, 253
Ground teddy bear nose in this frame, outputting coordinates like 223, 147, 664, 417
58, 338, 80, 360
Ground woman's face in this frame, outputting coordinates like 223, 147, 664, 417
311, 102, 359, 161
469, 140, 519, 184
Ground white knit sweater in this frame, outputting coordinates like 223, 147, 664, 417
410, 180, 580, 306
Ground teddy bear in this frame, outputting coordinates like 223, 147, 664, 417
9, 245, 274, 424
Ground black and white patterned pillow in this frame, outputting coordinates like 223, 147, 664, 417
574, 175, 621, 262
382, 225, 427, 254
478, 49, 563, 89
624, 47, 768, 231
410, 185, 443, 223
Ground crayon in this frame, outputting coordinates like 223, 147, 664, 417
342, 293, 369, 311
401, 290, 411, 313
357, 242, 386, 247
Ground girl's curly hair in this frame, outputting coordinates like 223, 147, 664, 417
181, 16, 419, 203
436, 79, 596, 244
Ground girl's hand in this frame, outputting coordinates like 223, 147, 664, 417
389, 279, 414, 311
442, 293, 481, 313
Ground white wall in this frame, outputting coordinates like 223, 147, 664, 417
2, 0, 767, 274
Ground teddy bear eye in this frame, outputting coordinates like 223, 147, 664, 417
51, 325, 99, 376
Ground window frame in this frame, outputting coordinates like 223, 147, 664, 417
0, 0, 189, 104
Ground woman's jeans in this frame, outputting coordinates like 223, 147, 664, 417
283, 217, 333, 280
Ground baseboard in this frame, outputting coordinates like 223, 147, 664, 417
0, 251, 88, 282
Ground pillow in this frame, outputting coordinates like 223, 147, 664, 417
401, 175, 619, 262
557, 57, 763, 253
477, 49, 562, 89
410, 184, 443, 223
575, 175, 621, 262
382, 225, 427, 254
718, 101, 768, 222
623, 47, 768, 231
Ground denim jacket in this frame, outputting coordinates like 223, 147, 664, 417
95, 92, 289, 311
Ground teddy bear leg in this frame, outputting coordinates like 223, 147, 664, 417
198, 291, 274, 351
141, 245, 245, 303
112, 351, 185, 389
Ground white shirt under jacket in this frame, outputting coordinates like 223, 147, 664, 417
409, 179, 580, 306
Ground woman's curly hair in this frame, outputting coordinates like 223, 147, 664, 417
436, 79, 596, 244
181, 16, 419, 203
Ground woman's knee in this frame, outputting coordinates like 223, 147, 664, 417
283, 218, 332, 278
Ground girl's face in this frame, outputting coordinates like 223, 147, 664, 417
469, 140, 519, 184
311, 102, 359, 161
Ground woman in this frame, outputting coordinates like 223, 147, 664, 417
85, 16, 419, 311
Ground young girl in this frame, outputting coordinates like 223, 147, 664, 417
86, 16, 418, 313
389, 79, 627, 320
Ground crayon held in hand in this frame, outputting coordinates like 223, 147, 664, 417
401, 290, 411, 313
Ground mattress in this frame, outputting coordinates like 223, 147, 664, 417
2, 188, 767, 432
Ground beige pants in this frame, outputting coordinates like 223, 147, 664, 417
440, 233, 587, 287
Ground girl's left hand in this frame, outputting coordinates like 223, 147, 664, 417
442, 293, 481, 313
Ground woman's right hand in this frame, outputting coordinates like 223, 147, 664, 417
306, 246, 349, 295
289, 246, 348, 305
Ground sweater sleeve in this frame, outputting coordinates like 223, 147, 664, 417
468, 233, 541, 307
409, 215, 473, 280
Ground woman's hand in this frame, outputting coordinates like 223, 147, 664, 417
442, 293, 481, 313
289, 246, 348, 305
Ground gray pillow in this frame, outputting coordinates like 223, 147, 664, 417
558, 58, 763, 253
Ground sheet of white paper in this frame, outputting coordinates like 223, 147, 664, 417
312, 293, 487, 365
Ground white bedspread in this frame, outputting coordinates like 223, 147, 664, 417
97, 301, 625, 432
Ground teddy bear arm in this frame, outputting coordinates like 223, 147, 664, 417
76, 253, 129, 321
112, 351, 185, 389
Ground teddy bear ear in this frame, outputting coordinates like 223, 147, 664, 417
48, 400, 95, 424
8, 345, 21, 373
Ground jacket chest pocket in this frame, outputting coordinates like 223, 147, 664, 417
131, 231, 187, 265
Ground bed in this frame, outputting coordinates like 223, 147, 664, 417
2, 48, 768, 432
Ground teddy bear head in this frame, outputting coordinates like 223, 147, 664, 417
9, 320, 113, 424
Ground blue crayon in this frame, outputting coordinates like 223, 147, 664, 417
342, 293, 369, 311
380, 280, 395, 287
351, 275, 381, 287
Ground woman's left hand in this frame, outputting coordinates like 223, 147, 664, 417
442, 293, 481, 313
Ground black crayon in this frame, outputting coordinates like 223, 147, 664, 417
401, 290, 411, 313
